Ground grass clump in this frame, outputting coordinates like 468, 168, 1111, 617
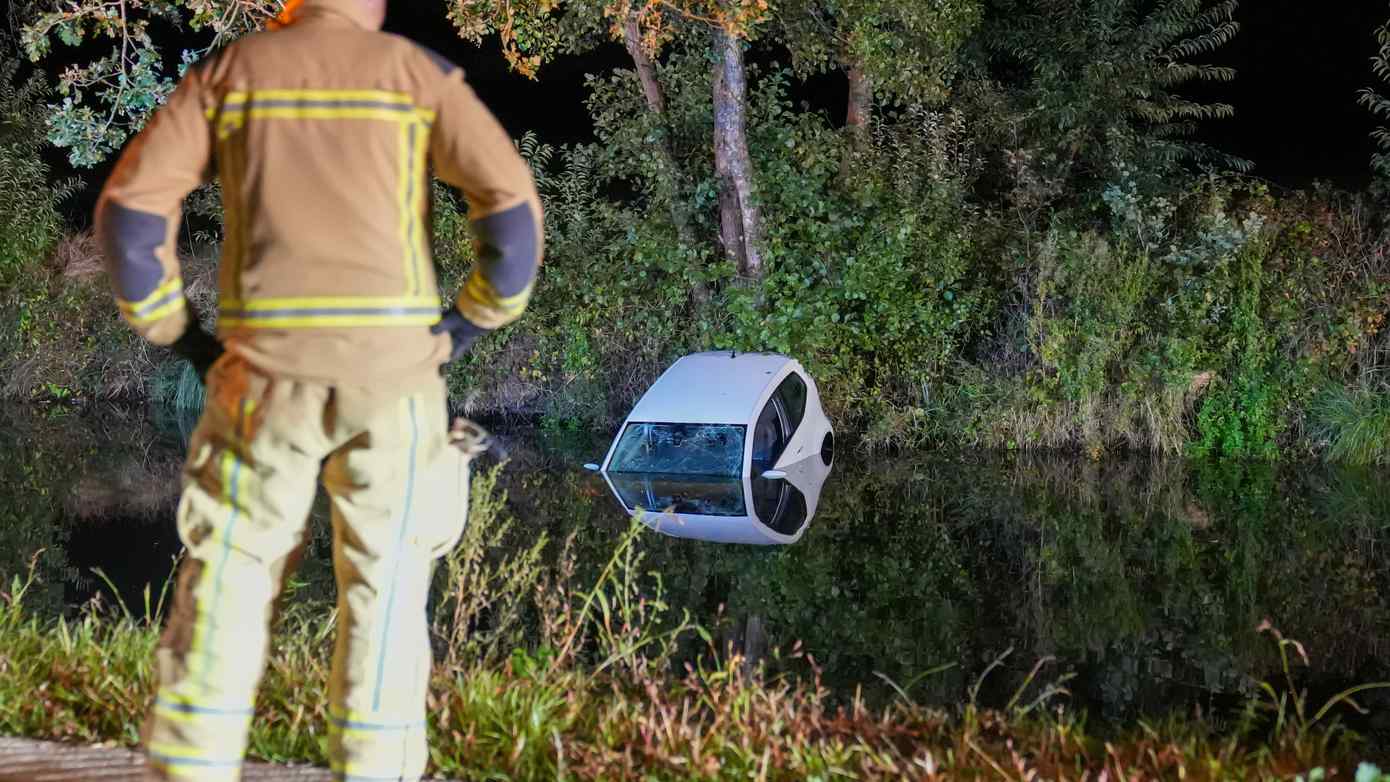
1311, 386, 1390, 466
2, 466, 1388, 780
148, 360, 207, 414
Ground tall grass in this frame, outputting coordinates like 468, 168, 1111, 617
1, 468, 1387, 779
149, 360, 206, 413
1311, 386, 1390, 466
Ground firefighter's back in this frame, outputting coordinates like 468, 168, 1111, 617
199, 7, 456, 386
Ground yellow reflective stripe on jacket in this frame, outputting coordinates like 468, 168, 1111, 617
410, 119, 429, 294
227, 296, 440, 309
117, 277, 184, 325
218, 129, 249, 301
220, 296, 442, 329
224, 89, 415, 105
118, 276, 180, 312
398, 118, 429, 296
208, 90, 436, 125
208, 88, 434, 302
459, 273, 533, 328
225, 106, 433, 124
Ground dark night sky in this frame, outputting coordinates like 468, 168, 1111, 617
381, 0, 629, 147
1186, 1, 1385, 189
384, 0, 1386, 189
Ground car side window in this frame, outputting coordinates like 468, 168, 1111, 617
751, 372, 807, 473
775, 373, 807, 436
751, 474, 783, 526
750, 396, 788, 472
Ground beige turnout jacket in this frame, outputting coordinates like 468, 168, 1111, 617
96, 0, 543, 387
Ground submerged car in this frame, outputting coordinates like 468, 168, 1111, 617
596, 352, 834, 545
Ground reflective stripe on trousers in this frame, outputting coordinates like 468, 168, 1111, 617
144, 356, 468, 782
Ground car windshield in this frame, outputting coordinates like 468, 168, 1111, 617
608, 423, 746, 477
607, 473, 747, 517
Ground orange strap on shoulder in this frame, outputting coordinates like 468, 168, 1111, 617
267, 0, 304, 30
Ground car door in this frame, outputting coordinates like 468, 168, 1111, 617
749, 372, 813, 534
750, 372, 808, 471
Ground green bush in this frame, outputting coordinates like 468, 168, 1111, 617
724, 102, 985, 431
0, 53, 73, 286
440, 53, 991, 433
0, 46, 152, 403
417, 41, 1390, 461
4, 19, 1390, 464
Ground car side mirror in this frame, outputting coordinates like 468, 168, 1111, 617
760, 469, 788, 480
583, 463, 601, 472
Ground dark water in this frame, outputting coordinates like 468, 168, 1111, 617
4, 405, 1389, 744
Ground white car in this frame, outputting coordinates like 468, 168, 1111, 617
596, 352, 834, 545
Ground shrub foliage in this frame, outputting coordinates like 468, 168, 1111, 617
2, 1, 1389, 463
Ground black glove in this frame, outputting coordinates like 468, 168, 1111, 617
170, 300, 223, 383
430, 307, 488, 365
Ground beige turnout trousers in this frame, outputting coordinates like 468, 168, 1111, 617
145, 356, 468, 781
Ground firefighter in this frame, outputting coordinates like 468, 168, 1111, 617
93, 0, 543, 778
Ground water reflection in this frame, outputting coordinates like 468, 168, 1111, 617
4, 408, 1388, 737
0, 406, 188, 616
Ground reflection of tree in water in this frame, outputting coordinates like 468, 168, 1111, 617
0, 405, 338, 616
830, 457, 1385, 720
7, 415, 1389, 734
496, 442, 1390, 727
0, 406, 184, 616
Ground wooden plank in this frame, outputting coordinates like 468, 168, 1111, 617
0, 737, 459, 780
0, 737, 332, 781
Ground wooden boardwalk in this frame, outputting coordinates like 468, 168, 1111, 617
0, 736, 334, 780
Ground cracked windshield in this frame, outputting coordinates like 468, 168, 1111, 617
608, 423, 746, 477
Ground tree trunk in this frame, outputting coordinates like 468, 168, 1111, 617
623, 13, 710, 304
845, 62, 872, 146
711, 27, 764, 279
837, 60, 874, 182
622, 14, 697, 248
623, 15, 667, 116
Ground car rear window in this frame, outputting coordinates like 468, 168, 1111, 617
608, 423, 746, 477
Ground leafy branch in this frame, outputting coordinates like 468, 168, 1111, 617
447, 0, 771, 79
19, 0, 283, 166
1359, 11, 1390, 181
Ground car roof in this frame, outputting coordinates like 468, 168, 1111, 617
626, 352, 795, 426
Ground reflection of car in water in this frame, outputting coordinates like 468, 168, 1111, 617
597, 352, 834, 545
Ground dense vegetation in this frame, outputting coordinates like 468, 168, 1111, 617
4, 521, 1386, 780
2, 0, 1389, 463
